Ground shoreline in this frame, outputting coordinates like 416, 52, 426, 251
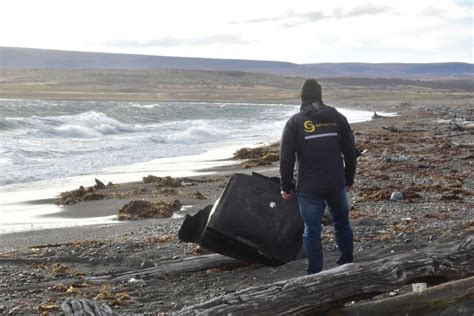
0, 102, 472, 313
0, 104, 383, 234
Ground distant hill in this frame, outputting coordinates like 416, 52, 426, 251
1, 46, 473, 78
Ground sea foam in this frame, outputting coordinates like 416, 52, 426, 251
0, 100, 377, 187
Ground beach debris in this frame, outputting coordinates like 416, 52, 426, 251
83, 192, 106, 201
412, 283, 427, 293
189, 190, 207, 200
56, 184, 106, 205
94, 178, 106, 190
66, 286, 81, 295
358, 186, 393, 202
389, 289, 400, 297
37, 302, 59, 314
50, 263, 70, 277
372, 112, 384, 119
56, 186, 86, 205
402, 188, 423, 202
143, 175, 162, 183
117, 199, 182, 220
134, 187, 147, 194
179, 173, 304, 266
62, 297, 114, 316
390, 191, 404, 202
95, 285, 115, 300
154, 188, 178, 197
391, 155, 409, 162
128, 277, 141, 283
233, 147, 268, 159
158, 233, 176, 242
144, 234, 176, 244
144, 175, 183, 187
188, 244, 210, 255
93, 285, 133, 306
49, 283, 68, 292
110, 292, 133, 306
233, 146, 279, 169
158, 176, 183, 187
240, 153, 280, 169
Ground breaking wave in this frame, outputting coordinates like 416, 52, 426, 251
0, 100, 331, 186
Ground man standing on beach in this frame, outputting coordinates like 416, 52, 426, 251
280, 78, 357, 274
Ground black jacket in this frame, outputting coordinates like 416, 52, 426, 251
280, 101, 357, 193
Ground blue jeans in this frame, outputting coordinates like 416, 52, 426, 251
297, 190, 354, 274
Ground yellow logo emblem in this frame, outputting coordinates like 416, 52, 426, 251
303, 121, 337, 133
304, 120, 315, 133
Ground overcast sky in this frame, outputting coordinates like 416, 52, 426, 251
1, 0, 472, 63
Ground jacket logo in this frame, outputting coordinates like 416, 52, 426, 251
304, 120, 316, 133
303, 120, 337, 133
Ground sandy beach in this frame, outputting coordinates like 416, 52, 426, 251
0, 95, 472, 313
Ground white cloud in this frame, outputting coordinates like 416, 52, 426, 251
0, 0, 472, 63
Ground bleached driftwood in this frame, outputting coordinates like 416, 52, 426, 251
62, 298, 114, 316
322, 276, 474, 316
99, 254, 242, 282
177, 236, 474, 315
0, 254, 240, 293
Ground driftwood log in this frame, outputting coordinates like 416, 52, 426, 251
322, 276, 474, 316
0, 254, 240, 293
61, 298, 114, 316
96, 254, 241, 282
382, 125, 425, 133
178, 236, 474, 315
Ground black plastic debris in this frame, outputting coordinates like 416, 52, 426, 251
178, 173, 304, 266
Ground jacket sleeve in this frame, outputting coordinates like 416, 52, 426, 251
280, 118, 297, 192
337, 113, 357, 187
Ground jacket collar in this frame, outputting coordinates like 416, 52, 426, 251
300, 100, 324, 112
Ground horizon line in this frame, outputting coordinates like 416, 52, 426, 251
1, 45, 472, 65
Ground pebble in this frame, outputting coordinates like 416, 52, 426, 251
390, 192, 404, 202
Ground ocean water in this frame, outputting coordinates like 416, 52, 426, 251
0, 100, 296, 186
0, 100, 379, 187
0, 99, 380, 233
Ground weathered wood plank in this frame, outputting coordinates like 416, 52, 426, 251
177, 236, 474, 315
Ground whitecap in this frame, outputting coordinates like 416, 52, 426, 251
129, 103, 159, 109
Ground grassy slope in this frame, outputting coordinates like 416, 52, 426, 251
0, 69, 472, 105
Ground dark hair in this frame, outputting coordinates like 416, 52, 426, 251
300, 78, 322, 102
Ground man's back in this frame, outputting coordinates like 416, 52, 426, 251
280, 101, 356, 194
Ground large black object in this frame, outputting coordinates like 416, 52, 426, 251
178, 173, 304, 266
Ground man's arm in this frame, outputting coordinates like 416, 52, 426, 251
280, 118, 297, 194
337, 114, 357, 187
